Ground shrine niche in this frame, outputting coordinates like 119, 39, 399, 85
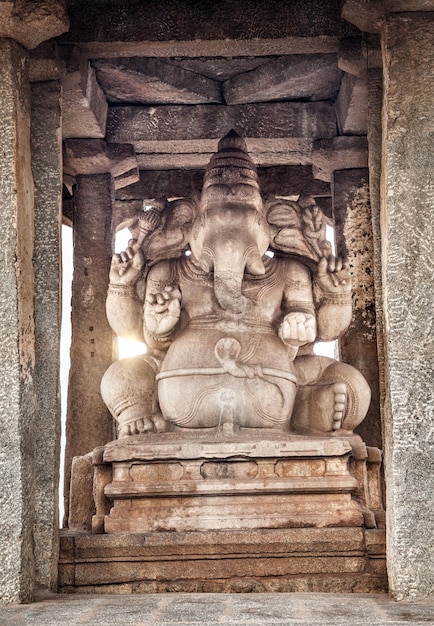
66, 132, 384, 561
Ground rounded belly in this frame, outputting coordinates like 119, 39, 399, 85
158, 328, 297, 429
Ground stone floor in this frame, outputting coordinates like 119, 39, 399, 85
0, 593, 433, 626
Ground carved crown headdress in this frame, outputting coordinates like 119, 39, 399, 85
200, 130, 264, 214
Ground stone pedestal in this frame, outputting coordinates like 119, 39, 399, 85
62, 431, 386, 594
99, 434, 365, 534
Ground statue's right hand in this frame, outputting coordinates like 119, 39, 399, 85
109, 243, 145, 286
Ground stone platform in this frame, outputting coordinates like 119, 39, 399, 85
58, 527, 387, 594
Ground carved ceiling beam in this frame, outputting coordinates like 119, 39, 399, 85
341, 0, 434, 33
0, 0, 69, 49
63, 139, 139, 190
107, 102, 336, 170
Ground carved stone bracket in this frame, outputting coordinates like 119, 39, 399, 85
63, 139, 139, 190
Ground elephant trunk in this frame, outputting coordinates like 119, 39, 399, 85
212, 245, 265, 315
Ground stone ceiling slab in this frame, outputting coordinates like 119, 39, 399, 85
223, 54, 343, 105
92, 58, 222, 104
166, 57, 274, 82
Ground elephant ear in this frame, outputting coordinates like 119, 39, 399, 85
266, 198, 333, 267
143, 197, 199, 266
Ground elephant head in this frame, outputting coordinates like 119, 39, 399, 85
189, 130, 270, 315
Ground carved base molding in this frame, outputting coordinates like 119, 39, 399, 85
97, 434, 368, 534
63, 432, 386, 593
58, 527, 387, 593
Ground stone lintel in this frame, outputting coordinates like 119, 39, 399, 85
63, 139, 139, 189
107, 102, 337, 145
0, 0, 69, 49
72, 36, 341, 61
312, 136, 368, 182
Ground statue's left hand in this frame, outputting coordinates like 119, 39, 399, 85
315, 255, 351, 295
144, 285, 182, 338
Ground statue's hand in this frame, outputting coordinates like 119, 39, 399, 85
279, 312, 316, 347
109, 241, 145, 286
314, 255, 351, 295
144, 285, 182, 338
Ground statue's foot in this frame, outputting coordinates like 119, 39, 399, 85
118, 408, 170, 438
311, 382, 348, 432
329, 382, 347, 431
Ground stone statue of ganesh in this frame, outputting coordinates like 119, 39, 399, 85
101, 131, 371, 439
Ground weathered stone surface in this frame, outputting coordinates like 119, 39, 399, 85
64, 174, 115, 525
223, 54, 342, 105
31, 80, 62, 592
68, 454, 94, 531
74, 36, 341, 60
382, 13, 434, 600
336, 73, 367, 135
312, 136, 368, 181
0, 38, 36, 604
338, 37, 366, 75
134, 141, 315, 170
63, 139, 139, 189
102, 436, 363, 534
167, 56, 275, 82
107, 102, 337, 145
342, 0, 434, 33
367, 68, 386, 446
58, 527, 387, 593
29, 42, 61, 82
93, 57, 222, 104
115, 166, 330, 202
0, 0, 68, 49
332, 169, 381, 449
62, 0, 358, 44
61, 53, 108, 139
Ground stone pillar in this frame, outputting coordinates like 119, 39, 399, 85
382, 13, 434, 600
64, 174, 115, 524
62, 141, 139, 524
0, 38, 36, 604
332, 169, 381, 449
31, 80, 62, 591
